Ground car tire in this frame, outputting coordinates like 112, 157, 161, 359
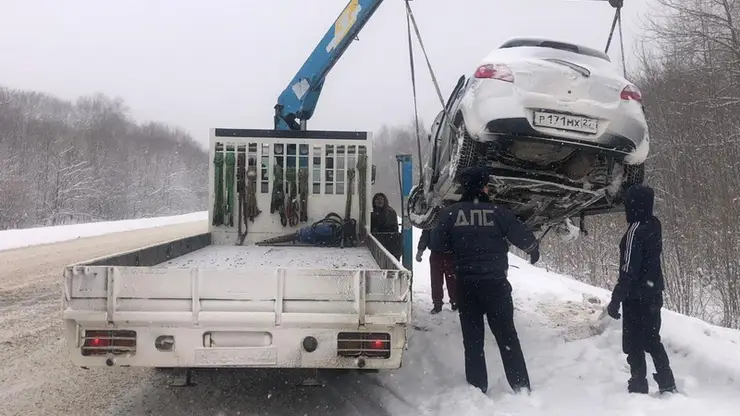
451, 122, 482, 182
623, 162, 645, 187
408, 186, 441, 229
613, 162, 645, 204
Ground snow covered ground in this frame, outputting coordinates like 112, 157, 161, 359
4, 215, 740, 415
0, 211, 207, 252
371, 228, 740, 415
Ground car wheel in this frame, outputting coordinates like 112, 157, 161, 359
613, 162, 645, 204
450, 122, 482, 182
408, 186, 441, 229
623, 162, 645, 187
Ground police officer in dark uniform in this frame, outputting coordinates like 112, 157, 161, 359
430, 166, 540, 395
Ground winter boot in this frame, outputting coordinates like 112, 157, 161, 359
653, 371, 678, 394
627, 377, 649, 394
430, 305, 442, 314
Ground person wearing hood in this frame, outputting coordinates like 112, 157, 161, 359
607, 184, 678, 395
416, 226, 458, 314
430, 166, 539, 395
371, 192, 401, 259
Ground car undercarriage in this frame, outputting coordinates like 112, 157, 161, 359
408, 119, 645, 239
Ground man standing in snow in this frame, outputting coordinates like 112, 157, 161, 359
416, 226, 458, 314
606, 184, 678, 395
430, 166, 540, 395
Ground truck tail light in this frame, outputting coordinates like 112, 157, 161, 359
620, 84, 642, 102
81, 330, 137, 357
337, 332, 391, 359
474, 64, 515, 82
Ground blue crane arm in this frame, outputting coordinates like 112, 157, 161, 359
274, 0, 384, 130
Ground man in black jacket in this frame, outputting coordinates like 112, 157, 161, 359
430, 166, 540, 395
607, 184, 678, 395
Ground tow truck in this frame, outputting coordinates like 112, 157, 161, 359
62, 0, 632, 384
62, 0, 414, 384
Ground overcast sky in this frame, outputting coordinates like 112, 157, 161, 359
0, 0, 651, 147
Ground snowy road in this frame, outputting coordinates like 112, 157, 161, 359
0, 222, 211, 416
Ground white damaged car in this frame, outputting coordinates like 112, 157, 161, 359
409, 37, 649, 239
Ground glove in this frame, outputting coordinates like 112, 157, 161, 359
415, 251, 423, 262
607, 300, 621, 320
529, 248, 540, 265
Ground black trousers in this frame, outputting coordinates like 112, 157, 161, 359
622, 295, 674, 387
457, 278, 530, 394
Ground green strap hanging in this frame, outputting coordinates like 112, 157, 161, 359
357, 154, 368, 240
225, 152, 236, 227
213, 153, 225, 226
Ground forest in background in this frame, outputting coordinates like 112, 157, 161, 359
0, 88, 208, 230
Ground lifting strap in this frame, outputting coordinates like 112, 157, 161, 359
237, 152, 248, 244
356, 154, 368, 241
299, 167, 309, 222
604, 0, 627, 77
270, 164, 287, 226
224, 153, 236, 227
404, 0, 455, 186
212, 153, 225, 226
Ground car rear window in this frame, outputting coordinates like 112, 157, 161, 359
499, 38, 611, 62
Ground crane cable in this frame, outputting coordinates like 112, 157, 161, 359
604, 0, 627, 77
404, 0, 456, 186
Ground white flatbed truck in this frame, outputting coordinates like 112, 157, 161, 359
62, 129, 412, 378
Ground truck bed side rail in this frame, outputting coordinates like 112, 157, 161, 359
63, 266, 411, 328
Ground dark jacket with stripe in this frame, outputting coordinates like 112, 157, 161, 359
611, 185, 665, 303
429, 191, 538, 280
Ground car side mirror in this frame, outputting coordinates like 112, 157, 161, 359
371, 165, 376, 184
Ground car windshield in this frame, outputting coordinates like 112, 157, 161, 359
499, 38, 611, 62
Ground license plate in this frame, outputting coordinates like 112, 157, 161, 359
195, 348, 278, 366
532, 111, 598, 134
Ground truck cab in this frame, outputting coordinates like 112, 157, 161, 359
62, 128, 411, 371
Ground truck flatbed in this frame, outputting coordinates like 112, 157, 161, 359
156, 245, 379, 270
61, 129, 412, 372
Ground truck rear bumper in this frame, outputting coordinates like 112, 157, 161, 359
64, 320, 406, 370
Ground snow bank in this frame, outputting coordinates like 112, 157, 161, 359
0, 211, 207, 252
373, 228, 740, 416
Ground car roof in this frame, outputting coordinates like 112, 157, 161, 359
498, 37, 611, 62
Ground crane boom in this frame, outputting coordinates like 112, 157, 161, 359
274, 0, 384, 130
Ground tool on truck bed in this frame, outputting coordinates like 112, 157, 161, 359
255, 213, 355, 247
